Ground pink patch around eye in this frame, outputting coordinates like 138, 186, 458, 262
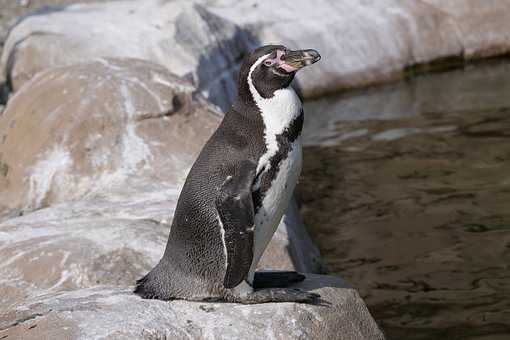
266, 49, 298, 72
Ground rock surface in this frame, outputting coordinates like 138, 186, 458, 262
2, 0, 510, 109
0, 189, 324, 315
0, 0, 256, 110
0, 275, 385, 340
209, 0, 510, 98
0, 58, 221, 217
0, 195, 171, 313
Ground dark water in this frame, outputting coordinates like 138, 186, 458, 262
298, 60, 510, 340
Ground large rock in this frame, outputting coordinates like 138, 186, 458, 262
0, 0, 255, 110
0, 58, 221, 217
0, 192, 323, 314
208, 0, 510, 97
0, 194, 172, 313
421, 0, 510, 58
2, 0, 510, 108
0, 275, 385, 340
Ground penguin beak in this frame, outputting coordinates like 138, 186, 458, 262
279, 49, 321, 73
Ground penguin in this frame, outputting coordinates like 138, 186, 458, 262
134, 45, 321, 304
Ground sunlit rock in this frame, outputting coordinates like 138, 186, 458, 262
0, 58, 220, 216
2, 0, 510, 108
0, 275, 385, 340
0, 0, 255, 110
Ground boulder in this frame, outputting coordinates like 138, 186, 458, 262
208, 0, 463, 98
0, 191, 323, 314
0, 58, 221, 217
0, 171, 180, 312
208, 0, 510, 97
421, 0, 510, 58
0, 275, 385, 340
0, 0, 255, 110
2, 0, 510, 108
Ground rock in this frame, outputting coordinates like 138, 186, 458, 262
0, 0, 255, 110
0, 57, 221, 216
421, 0, 510, 58
0, 1, 119, 50
208, 0, 510, 97
0, 275, 385, 340
3, 0, 510, 108
208, 0, 463, 98
0, 172, 181, 311
0, 190, 322, 314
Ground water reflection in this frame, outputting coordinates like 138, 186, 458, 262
299, 59, 510, 340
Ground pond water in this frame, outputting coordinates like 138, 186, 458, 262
298, 60, 510, 340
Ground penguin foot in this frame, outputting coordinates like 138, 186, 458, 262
233, 288, 320, 304
134, 275, 158, 299
134, 273, 173, 300
253, 271, 306, 289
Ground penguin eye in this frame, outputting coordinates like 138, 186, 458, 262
263, 60, 273, 67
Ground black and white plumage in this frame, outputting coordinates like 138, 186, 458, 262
134, 45, 321, 304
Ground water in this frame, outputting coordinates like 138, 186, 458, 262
298, 60, 510, 340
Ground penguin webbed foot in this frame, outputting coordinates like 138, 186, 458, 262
233, 288, 320, 304
253, 271, 306, 289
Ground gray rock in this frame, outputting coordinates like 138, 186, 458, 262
0, 57, 221, 216
208, 0, 510, 98
0, 0, 255, 110
0, 188, 323, 314
0, 275, 385, 340
0, 183, 178, 312
2, 0, 510, 109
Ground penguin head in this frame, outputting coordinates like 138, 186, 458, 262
238, 45, 321, 99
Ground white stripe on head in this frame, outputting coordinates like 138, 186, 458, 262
247, 54, 302, 176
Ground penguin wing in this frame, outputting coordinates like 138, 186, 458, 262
215, 160, 256, 289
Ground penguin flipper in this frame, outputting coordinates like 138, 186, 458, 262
216, 160, 256, 289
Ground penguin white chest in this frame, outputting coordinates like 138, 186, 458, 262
252, 139, 302, 265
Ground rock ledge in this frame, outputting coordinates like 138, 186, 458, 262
0, 274, 384, 340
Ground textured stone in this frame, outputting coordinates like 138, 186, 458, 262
0, 275, 385, 340
0, 0, 255, 110
2, 0, 510, 108
0, 58, 221, 217
0, 190, 323, 315
422, 0, 510, 58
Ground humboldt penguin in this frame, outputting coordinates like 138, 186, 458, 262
135, 45, 321, 303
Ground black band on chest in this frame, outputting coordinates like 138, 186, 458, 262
252, 110, 303, 212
